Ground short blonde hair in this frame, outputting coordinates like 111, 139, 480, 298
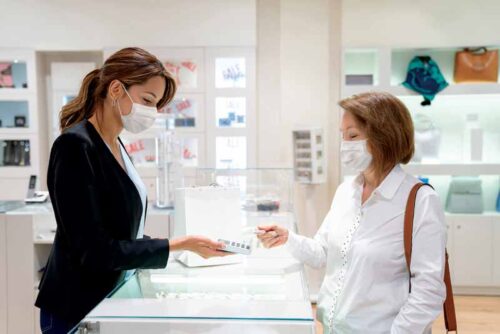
339, 92, 415, 178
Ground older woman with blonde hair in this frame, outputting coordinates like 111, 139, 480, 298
258, 92, 447, 334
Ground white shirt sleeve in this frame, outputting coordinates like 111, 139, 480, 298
391, 189, 447, 334
286, 191, 339, 269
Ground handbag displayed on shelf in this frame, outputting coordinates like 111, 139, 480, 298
454, 47, 499, 83
446, 177, 483, 214
412, 113, 441, 162
402, 56, 448, 106
405, 183, 457, 333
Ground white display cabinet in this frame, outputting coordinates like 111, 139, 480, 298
341, 46, 500, 295
103, 46, 256, 182
206, 47, 256, 170
0, 49, 40, 200
344, 48, 379, 86
0, 203, 172, 334
292, 128, 326, 184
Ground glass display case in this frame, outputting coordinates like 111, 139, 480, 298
188, 168, 295, 214
76, 259, 314, 333
76, 170, 312, 333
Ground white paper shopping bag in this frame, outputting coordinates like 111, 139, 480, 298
173, 186, 243, 267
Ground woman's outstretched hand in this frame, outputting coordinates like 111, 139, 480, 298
256, 225, 289, 248
170, 236, 231, 258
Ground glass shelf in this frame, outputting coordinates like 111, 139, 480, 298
215, 58, 246, 88
399, 95, 500, 164
160, 96, 198, 129
121, 137, 156, 165
179, 136, 199, 167
344, 49, 379, 86
0, 139, 30, 166
164, 59, 199, 90
121, 135, 200, 168
0, 101, 29, 129
216, 97, 246, 128
391, 47, 500, 87
216, 136, 247, 169
0, 61, 28, 89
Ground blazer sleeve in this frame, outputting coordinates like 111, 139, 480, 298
49, 133, 170, 272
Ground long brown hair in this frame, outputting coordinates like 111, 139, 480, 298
339, 92, 415, 179
60, 47, 176, 132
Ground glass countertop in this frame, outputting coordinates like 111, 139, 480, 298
111, 258, 308, 303
80, 258, 313, 325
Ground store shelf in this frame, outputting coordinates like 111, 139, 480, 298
0, 89, 36, 100
0, 128, 37, 136
445, 211, 500, 218
343, 163, 500, 177
402, 163, 500, 176
343, 84, 500, 97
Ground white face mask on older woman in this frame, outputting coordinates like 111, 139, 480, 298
340, 139, 373, 173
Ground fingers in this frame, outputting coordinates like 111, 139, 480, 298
257, 225, 277, 232
256, 226, 279, 244
267, 235, 285, 248
193, 236, 225, 250
200, 248, 232, 258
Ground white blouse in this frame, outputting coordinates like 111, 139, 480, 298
287, 165, 447, 334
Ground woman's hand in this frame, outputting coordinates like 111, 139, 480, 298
170, 236, 231, 259
256, 225, 289, 248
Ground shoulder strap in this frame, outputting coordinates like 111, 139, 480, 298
404, 183, 457, 332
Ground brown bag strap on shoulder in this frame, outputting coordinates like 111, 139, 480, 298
404, 183, 457, 333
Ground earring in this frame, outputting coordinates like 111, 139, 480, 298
112, 99, 117, 107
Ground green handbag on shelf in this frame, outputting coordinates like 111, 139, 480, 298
446, 177, 484, 214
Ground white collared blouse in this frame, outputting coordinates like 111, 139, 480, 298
287, 165, 447, 334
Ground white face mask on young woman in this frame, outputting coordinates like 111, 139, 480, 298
340, 139, 373, 173
116, 83, 157, 133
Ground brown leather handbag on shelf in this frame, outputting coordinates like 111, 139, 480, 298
404, 183, 458, 333
454, 47, 498, 83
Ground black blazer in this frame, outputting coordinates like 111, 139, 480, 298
35, 119, 170, 325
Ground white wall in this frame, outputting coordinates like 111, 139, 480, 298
343, 0, 500, 48
257, 0, 342, 297
0, 0, 256, 50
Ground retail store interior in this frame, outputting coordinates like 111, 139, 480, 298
1, 0, 500, 333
